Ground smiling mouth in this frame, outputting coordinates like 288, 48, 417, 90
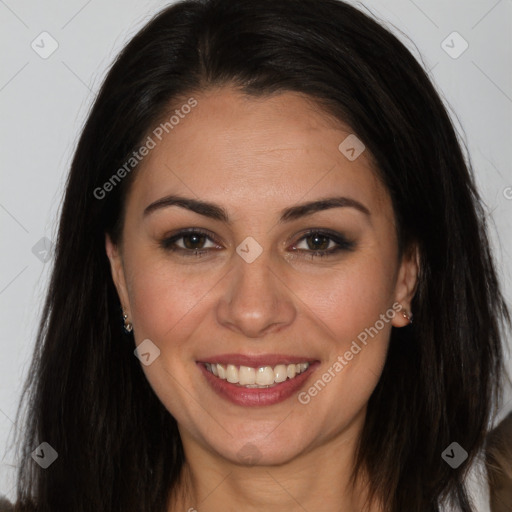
203, 362, 311, 388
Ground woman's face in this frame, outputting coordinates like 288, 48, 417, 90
107, 87, 417, 466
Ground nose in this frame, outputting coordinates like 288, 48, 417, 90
215, 248, 297, 339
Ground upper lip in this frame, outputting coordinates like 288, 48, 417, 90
197, 353, 316, 367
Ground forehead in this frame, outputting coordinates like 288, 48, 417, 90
127, 87, 390, 219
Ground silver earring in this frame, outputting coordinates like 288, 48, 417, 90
402, 310, 413, 324
123, 311, 133, 333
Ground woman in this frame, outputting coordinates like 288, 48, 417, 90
3, 0, 510, 510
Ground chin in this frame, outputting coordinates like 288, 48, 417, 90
204, 426, 315, 467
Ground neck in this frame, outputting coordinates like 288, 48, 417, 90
167, 413, 380, 512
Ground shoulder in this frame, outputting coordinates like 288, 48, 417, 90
486, 411, 512, 511
465, 449, 491, 512
438, 452, 491, 512
0, 496, 14, 512
443, 414, 512, 512
0, 496, 38, 512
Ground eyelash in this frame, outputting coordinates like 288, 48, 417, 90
160, 228, 355, 260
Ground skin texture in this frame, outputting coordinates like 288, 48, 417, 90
106, 87, 418, 511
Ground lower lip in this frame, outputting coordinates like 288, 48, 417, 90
197, 362, 318, 406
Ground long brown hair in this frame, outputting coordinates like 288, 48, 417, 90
10, 1, 510, 510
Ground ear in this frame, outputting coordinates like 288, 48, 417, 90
105, 234, 131, 317
391, 243, 420, 328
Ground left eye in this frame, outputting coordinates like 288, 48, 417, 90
294, 232, 339, 252
289, 230, 355, 258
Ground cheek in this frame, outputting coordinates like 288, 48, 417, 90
124, 252, 210, 345
293, 248, 396, 411
123, 255, 213, 422
296, 249, 397, 342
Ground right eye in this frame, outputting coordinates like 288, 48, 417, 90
160, 228, 221, 257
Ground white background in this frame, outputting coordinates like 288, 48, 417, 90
1, 0, 511, 502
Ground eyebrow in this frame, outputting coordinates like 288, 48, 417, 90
143, 194, 370, 223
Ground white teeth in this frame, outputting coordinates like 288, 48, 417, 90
217, 364, 226, 379
226, 364, 238, 383
274, 364, 287, 383
205, 362, 310, 387
256, 366, 275, 386
239, 366, 256, 385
